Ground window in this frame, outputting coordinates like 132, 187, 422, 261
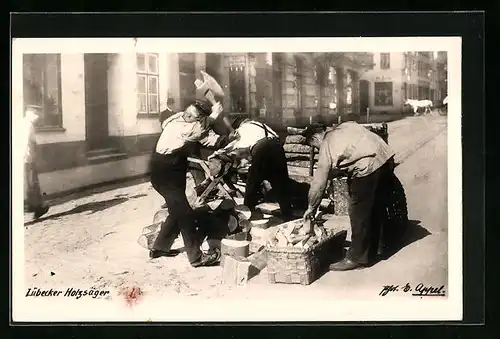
323, 66, 338, 113
344, 70, 354, 114
380, 53, 390, 69
229, 62, 246, 113
23, 54, 62, 128
374, 82, 393, 106
136, 53, 159, 114
294, 57, 303, 112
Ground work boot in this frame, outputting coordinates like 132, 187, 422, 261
33, 205, 49, 219
329, 257, 365, 271
191, 248, 221, 268
149, 249, 181, 259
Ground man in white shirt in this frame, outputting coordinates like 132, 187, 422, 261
23, 106, 49, 219
149, 100, 225, 267
209, 119, 293, 220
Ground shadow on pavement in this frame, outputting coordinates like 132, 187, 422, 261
341, 219, 430, 267
25, 194, 147, 226
379, 220, 431, 260
44, 176, 151, 207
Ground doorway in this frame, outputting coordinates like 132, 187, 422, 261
84, 54, 109, 150
360, 80, 370, 114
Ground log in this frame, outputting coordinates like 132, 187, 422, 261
248, 250, 268, 272
220, 239, 250, 266
207, 198, 236, 211
283, 144, 312, 154
221, 250, 267, 285
285, 153, 320, 161
221, 255, 240, 285
288, 160, 318, 169
256, 202, 280, 214
284, 135, 307, 144
234, 205, 251, 221
286, 126, 306, 135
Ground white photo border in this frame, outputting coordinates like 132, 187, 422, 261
11, 37, 462, 322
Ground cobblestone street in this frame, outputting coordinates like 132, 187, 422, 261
22, 114, 448, 302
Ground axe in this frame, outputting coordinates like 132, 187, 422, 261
195, 70, 234, 133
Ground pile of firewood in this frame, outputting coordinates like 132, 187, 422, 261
267, 219, 330, 249
283, 134, 318, 169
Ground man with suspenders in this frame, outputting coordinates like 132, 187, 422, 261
209, 119, 293, 221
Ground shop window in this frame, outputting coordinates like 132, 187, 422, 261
178, 53, 197, 110
380, 53, 390, 69
345, 71, 353, 105
229, 62, 246, 113
323, 66, 337, 112
374, 82, 393, 106
23, 54, 62, 128
137, 53, 159, 114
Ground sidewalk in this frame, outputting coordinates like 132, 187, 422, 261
22, 115, 448, 300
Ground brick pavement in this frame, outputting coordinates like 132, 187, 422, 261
22, 115, 448, 300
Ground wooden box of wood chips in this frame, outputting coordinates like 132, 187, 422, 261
330, 177, 349, 216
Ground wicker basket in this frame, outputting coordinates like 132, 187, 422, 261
266, 231, 343, 285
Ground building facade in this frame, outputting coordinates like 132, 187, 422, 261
20, 47, 373, 196
360, 52, 444, 114
435, 51, 448, 102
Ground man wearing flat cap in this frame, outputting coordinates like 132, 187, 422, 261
301, 121, 396, 271
149, 99, 225, 267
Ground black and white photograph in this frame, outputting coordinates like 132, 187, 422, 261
12, 37, 462, 322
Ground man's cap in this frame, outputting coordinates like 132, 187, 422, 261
301, 123, 328, 141
192, 100, 212, 116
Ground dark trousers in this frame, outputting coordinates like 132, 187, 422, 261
346, 158, 394, 264
150, 152, 202, 264
245, 138, 292, 216
24, 162, 44, 211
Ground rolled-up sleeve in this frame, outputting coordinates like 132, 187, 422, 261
308, 143, 332, 211
182, 116, 216, 142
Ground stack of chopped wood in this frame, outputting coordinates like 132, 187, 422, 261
283, 122, 388, 170
283, 135, 318, 169
266, 219, 329, 250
